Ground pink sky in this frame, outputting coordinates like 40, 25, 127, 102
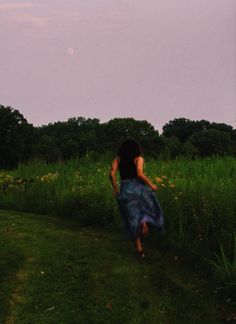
0, 0, 235, 131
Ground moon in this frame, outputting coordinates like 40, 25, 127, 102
67, 47, 74, 55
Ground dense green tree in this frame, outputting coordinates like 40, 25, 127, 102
36, 135, 61, 163
209, 122, 233, 134
0, 105, 34, 168
101, 118, 160, 155
194, 119, 211, 132
189, 129, 232, 157
163, 118, 235, 156
232, 129, 236, 142
61, 139, 80, 160
161, 136, 184, 159
37, 117, 101, 157
162, 118, 197, 142
182, 141, 199, 158
1, 103, 235, 166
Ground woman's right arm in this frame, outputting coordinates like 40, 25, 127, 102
109, 157, 119, 195
136, 156, 157, 191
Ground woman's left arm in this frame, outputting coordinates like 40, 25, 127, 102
109, 157, 119, 195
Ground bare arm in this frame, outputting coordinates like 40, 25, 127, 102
136, 156, 157, 191
109, 157, 119, 195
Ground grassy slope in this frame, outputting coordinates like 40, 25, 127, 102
0, 210, 230, 323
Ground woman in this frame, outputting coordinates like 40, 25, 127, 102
109, 138, 164, 258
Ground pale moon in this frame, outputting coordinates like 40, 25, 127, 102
67, 47, 74, 55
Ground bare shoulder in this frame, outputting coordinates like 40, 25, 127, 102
111, 157, 119, 167
134, 155, 144, 164
114, 156, 120, 163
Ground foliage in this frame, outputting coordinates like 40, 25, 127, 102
162, 118, 198, 142
210, 234, 236, 283
189, 129, 232, 157
1, 105, 235, 168
0, 105, 34, 168
162, 118, 233, 144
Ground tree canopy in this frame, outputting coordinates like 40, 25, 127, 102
0, 105, 235, 168
0, 105, 34, 168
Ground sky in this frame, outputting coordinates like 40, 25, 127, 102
0, 0, 235, 131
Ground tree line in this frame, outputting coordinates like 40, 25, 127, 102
0, 104, 235, 168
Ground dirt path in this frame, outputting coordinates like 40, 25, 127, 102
5, 265, 28, 324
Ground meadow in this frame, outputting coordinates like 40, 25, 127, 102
0, 209, 227, 323
0, 156, 235, 300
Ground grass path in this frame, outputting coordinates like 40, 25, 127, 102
0, 210, 232, 323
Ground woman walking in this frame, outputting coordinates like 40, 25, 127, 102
109, 138, 164, 258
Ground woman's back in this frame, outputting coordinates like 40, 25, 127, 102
118, 157, 138, 180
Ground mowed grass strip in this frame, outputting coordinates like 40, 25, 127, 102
0, 210, 222, 323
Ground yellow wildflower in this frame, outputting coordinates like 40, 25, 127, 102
39, 172, 59, 182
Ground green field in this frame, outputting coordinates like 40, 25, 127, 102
0, 157, 235, 322
0, 209, 234, 323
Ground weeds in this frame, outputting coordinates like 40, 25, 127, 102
210, 234, 236, 283
0, 156, 235, 286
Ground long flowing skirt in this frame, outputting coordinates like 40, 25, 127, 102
116, 178, 164, 240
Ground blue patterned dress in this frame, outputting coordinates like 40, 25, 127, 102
116, 178, 164, 240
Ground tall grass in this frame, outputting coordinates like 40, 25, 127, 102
210, 233, 236, 283
0, 156, 235, 284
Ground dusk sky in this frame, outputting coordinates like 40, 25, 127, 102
0, 0, 235, 131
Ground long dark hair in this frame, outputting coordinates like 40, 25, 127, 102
117, 138, 142, 162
